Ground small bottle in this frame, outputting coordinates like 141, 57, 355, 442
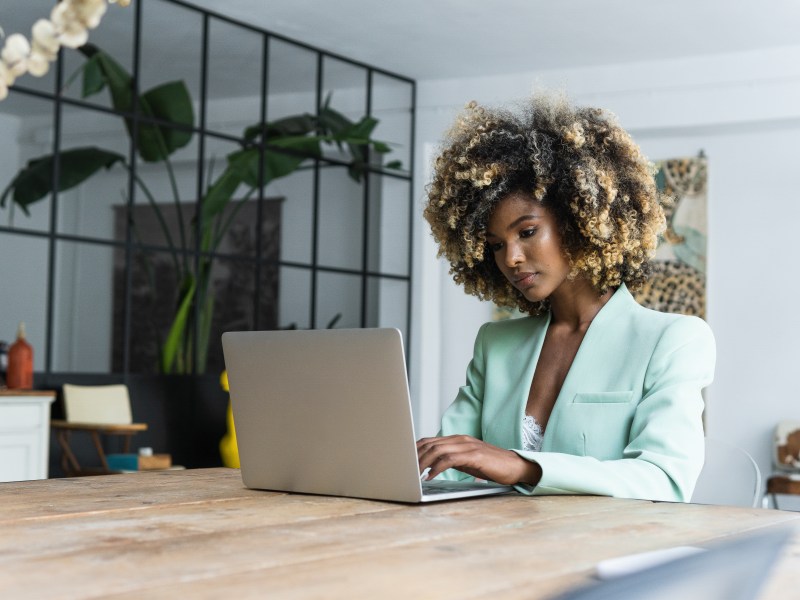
6, 322, 33, 390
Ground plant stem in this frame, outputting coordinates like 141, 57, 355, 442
161, 154, 189, 274
123, 164, 182, 278
211, 188, 255, 253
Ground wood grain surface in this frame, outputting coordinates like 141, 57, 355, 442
1, 468, 798, 599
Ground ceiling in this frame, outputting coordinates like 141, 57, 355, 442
187, 0, 800, 80
3, 0, 800, 117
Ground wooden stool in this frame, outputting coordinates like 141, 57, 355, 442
766, 474, 800, 510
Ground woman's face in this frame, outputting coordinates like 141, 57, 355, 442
485, 191, 571, 303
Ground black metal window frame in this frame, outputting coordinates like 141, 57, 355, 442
1, 0, 416, 377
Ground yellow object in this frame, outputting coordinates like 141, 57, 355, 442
218, 370, 240, 468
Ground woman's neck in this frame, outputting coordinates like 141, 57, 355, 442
548, 280, 615, 332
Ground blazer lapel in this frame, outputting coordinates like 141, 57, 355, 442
507, 312, 550, 450
540, 285, 633, 451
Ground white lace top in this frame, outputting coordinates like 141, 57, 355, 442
522, 414, 544, 452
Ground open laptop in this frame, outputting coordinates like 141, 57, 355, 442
221, 327, 514, 503
550, 527, 793, 600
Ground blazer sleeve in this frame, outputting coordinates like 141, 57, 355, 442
513, 316, 716, 501
435, 322, 490, 481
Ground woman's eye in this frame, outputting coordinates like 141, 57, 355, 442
489, 242, 503, 252
520, 228, 537, 239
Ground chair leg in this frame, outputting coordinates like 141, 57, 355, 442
55, 429, 82, 477
90, 431, 110, 473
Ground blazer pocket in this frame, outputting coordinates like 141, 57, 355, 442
559, 391, 635, 459
572, 391, 633, 404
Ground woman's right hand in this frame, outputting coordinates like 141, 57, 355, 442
416, 434, 542, 486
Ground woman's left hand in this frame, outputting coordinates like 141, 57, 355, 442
416, 434, 542, 486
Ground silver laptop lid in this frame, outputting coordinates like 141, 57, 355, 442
221, 328, 426, 502
551, 527, 793, 600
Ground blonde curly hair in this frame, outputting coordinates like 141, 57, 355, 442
424, 94, 667, 315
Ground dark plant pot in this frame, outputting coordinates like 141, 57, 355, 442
41, 372, 229, 476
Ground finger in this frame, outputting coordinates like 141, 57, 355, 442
415, 437, 438, 453
420, 442, 482, 480
417, 436, 484, 479
416, 435, 460, 449
417, 434, 476, 454
416, 435, 468, 467
417, 438, 472, 466
418, 440, 458, 476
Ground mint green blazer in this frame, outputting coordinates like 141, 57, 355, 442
437, 285, 716, 502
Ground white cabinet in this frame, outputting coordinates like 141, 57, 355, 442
0, 391, 56, 482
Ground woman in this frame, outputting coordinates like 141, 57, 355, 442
417, 95, 715, 501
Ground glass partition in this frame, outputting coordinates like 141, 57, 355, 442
0, 0, 415, 376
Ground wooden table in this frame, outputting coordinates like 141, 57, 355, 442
1, 468, 799, 599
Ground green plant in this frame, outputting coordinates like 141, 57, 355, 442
0, 44, 400, 374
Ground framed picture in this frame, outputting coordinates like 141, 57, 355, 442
112, 198, 282, 373
633, 154, 708, 318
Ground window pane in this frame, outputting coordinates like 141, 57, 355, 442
278, 266, 312, 330
366, 276, 409, 344
315, 272, 362, 329
57, 104, 131, 241
372, 73, 413, 174
52, 241, 114, 372
267, 167, 313, 264
367, 174, 410, 276
206, 17, 264, 139
321, 56, 367, 164
140, 1, 204, 108
268, 39, 318, 118
317, 166, 364, 271
0, 232, 49, 373
0, 94, 56, 235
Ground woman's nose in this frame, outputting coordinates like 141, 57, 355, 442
504, 243, 523, 268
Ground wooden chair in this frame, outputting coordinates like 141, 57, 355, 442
764, 420, 800, 509
51, 384, 147, 476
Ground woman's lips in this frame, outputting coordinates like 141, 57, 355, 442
513, 272, 538, 288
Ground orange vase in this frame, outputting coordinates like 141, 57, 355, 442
6, 322, 33, 390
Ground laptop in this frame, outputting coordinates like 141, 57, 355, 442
221, 327, 514, 503
550, 527, 793, 600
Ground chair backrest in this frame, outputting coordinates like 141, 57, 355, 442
773, 420, 800, 472
62, 384, 133, 425
691, 437, 762, 508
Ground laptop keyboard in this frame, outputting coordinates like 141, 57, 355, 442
422, 481, 491, 495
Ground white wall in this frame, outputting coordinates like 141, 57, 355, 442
409, 46, 800, 508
